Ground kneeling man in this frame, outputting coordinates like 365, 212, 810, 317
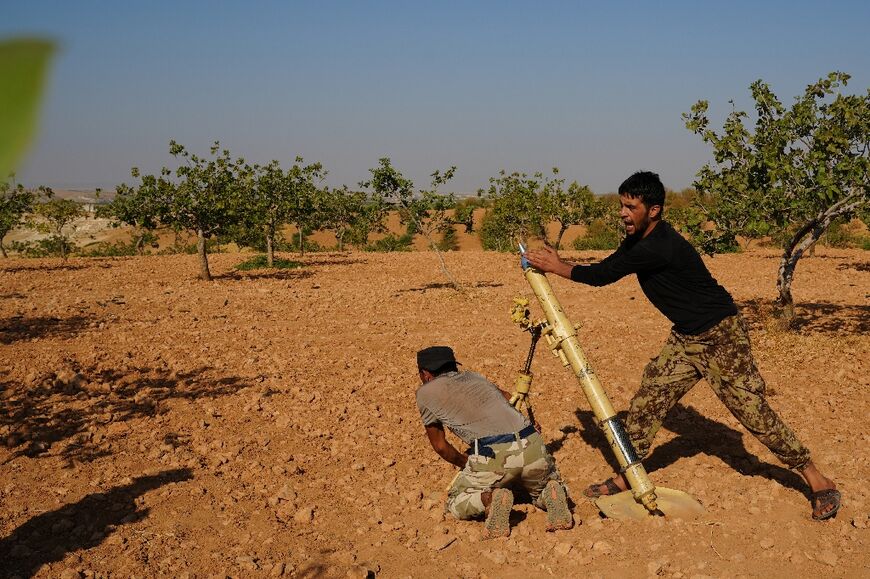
415, 346, 573, 538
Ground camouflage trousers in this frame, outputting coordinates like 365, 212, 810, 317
446, 431, 561, 520
625, 314, 811, 470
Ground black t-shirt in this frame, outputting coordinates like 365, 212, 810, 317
570, 221, 737, 335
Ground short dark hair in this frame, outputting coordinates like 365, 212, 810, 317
618, 171, 665, 209
430, 362, 459, 376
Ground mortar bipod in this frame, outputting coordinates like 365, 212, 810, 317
508, 297, 545, 425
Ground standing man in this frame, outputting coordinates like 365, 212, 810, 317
415, 346, 574, 538
525, 171, 840, 521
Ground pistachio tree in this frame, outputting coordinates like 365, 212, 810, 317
548, 180, 605, 249
165, 140, 244, 281
106, 168, 164, 254
0, 178, 36, 257
284, 159, 326, 257
320, 186, 387, 251
362, 158, 461, 289
684, 72, 869, 325
31, 191, 84, 261
479, 169, 561, 251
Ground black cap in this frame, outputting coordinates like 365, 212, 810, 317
416, 346, 459, 372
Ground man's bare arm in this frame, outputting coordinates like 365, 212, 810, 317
425, 424, 468, 469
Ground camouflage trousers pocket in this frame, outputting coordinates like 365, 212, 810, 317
446, 467, 506, 520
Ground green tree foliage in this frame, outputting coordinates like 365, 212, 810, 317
437, 225, 459, 251
283, 159, 326, 257
0, 178, 36, 257
105, 169, 163, 255
362, 158, 462, 290
163, 140, 245, 281
232, 158, 324, 265
478, 168, 561, 251
365, 233, 414, 252
452, 197, 487, 233
31, 191, 84, 261
548, 180, 605, 249
685, 72, 870, 324
664, 188, 707, 242
572, 196, 623, 250
320, 186, 387, 251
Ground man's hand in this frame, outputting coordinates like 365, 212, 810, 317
525, 245, 573, 279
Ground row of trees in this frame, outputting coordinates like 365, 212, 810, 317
0, 180, 85, 259
1, 71, 867, 322
101, 146, 470, 281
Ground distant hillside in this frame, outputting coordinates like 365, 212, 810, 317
49, 189, 114, 204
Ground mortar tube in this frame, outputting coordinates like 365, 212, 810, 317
522, 264, 659, 511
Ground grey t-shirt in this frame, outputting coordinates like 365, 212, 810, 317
415, 370, 529, 445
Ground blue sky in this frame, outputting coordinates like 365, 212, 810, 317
4, 1, 869, 194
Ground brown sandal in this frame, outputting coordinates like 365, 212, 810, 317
583, 478, 622, 498
811, 488, 841, 521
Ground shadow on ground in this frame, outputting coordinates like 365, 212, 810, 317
0, 365, 248, 464
738, 298, 870, 335
837, 261, 870, 273
0, 315, 95, 345
219, 269, 314, 281
0, 262, 89, 273
0, 468, 192, 579
395, 281, 504, 293
569, 404, 806, 495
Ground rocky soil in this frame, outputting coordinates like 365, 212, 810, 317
1, 248, 868, 578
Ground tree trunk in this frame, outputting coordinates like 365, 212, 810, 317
298, 228, 305, 257
0, 238, 7, 258
415, 216, 463, 293
197, 229, 212, 281
775, 190, 863, 327
135, 232, 145, 256
554, 224, 568, 250
266, 224, 274, 268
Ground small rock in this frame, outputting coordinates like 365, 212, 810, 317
403, 490, 423, 504
591, 540, 612, 554
332, 551, 356, 565
482, 549, 506, 564
294, 506, 314, 523
276, 484, 297, 502
269, 562, 285, 577
817, 550, 838, 567
554, 543, 572, 556
760, 538, 774, 550
60, 570, 82, 579
236, 555, 258, 570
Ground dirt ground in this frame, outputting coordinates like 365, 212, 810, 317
1, 247, 868, 578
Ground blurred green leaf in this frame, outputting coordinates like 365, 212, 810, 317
0, 38, 55, 178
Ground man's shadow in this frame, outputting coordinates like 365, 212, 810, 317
566, 404, 807, 495
0, 468, 192, 578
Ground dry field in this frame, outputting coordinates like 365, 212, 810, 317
0, 248, 868, 578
